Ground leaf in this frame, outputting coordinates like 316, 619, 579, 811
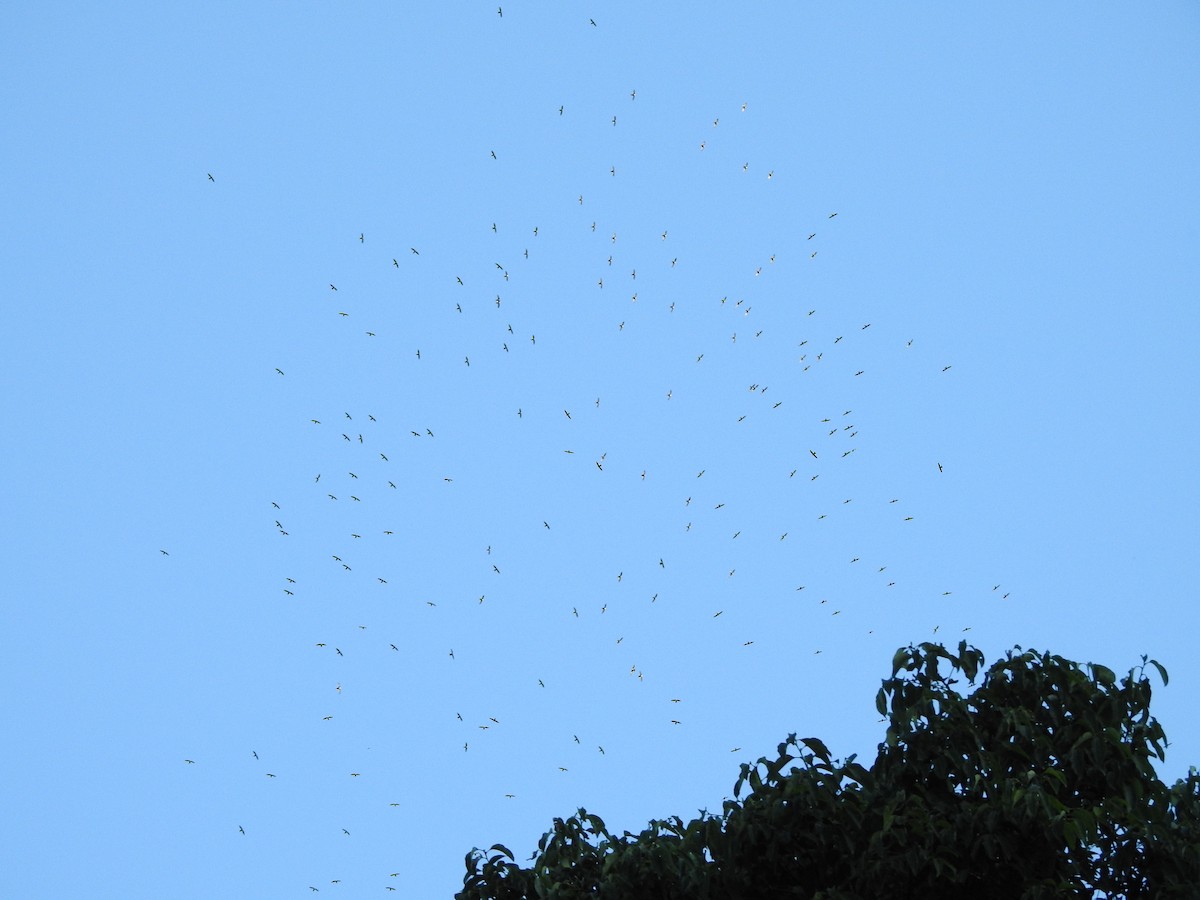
1062, 819, 1080, 848
733, 763, 750, 798
800, 736, 832, 764
1041, 766, 1067, 787
1091, 663, 1116, 686
1148, 658, 1169, 686
1069, 731, 1094, 753
961, 646, 980, 682
489, 843, 514, 859
843, 761, 870, 784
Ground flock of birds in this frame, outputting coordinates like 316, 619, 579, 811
181, 34, 999, 895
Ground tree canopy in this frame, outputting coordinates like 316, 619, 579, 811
459, 642, 1200, 899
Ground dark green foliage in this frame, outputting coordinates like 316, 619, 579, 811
459, 643, 1200, 899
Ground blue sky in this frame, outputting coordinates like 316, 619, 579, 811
3, 3, 1198, 897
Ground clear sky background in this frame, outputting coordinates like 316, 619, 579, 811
3, 3, 1198, 898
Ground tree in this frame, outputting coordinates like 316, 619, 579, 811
459, 642, 1200, 899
